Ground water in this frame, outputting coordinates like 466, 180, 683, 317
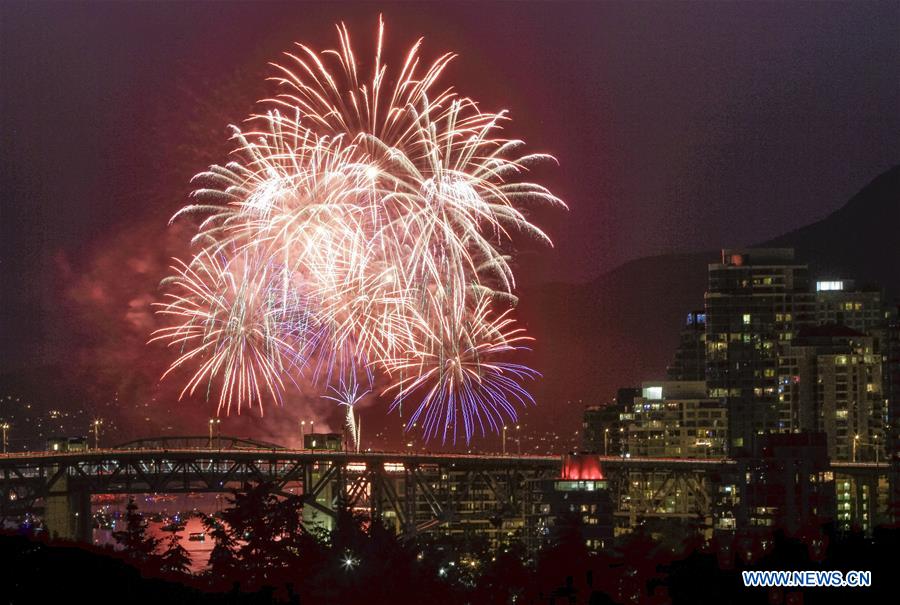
92, 493, 225, 574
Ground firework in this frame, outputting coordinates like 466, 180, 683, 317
382, 294, 538, 444
150, 250, 295, 415
322, 374, 371, 452
152, 18, 564, 443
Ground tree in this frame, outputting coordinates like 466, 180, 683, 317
206, 481, 313, 595
222, 482, 293, 583
112, 497, 160, 568
471, 545, 530, 605
159, 524, 192, 577
201, 511, 238, 588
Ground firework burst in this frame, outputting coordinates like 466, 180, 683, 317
152, 18, 564, 443
382, 294, 538, 444
150, 250, 295, 415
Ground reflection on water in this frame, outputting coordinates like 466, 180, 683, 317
92, 493, 225, 574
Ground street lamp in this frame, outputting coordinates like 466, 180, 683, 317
91, 419, 103, 450
853, 434, 859, 463
502, 425, 508, 455
299, 420, 316, 447
209, 418, 221, 449
1, 423, 8, 454
604, 428, 609, 456
516, 424, 521, 455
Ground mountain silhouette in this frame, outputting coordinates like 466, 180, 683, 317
763, 164, 900, 289
518, 164, 900, 433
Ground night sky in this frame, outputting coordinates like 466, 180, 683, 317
1, 1, 898, 443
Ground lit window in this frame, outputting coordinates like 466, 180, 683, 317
643, 386, 663, 400
816, 281, 844, 292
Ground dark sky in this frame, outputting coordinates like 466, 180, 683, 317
1, 1, 898, 440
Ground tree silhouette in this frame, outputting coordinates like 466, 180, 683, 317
159, 524, 192, 577
199, 511, 239, 592
471, 544, 530, 605
204, 481, 317, 596
10, 491, 898, 604
112, 496, 160, 569
217, 482, 281, 589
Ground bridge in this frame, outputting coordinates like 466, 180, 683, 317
0, 436, 891, 543
0, 437, 561, 542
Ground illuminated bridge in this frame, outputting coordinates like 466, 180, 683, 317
0, 436, 890, 543
0, 437, 560, 542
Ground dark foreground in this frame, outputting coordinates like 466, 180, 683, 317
1, 528, 895, 605
1, 484, 894, 604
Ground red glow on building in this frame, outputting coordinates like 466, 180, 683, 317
562, 454, 604, 480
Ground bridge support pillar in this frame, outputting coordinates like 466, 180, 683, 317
45, 474, 91, 542
302, 465, 337, 533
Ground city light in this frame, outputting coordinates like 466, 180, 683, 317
91, 419, 103, 450
341, 552, 358, 571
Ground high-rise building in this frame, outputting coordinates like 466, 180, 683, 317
886, 306, 900, 524
623, 381, 727, 458
741, 433, 835, 535
705, 249, 815, 452
888, 307, 900, 446
815, 280, 895, 457
778, 325, 884, 461
667, 310, 707, 381
814, 279, 887, 335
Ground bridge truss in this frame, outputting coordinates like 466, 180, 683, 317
0, 440, 559, 542
0, 438, 890, 544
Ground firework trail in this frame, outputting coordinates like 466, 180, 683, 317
152, 17, 564, 443
322, 374, 371, 452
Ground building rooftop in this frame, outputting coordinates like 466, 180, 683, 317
716, 248, 798, 267
640, 380, 708, 400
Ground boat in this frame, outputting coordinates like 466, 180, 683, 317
188, 532, 206, 542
